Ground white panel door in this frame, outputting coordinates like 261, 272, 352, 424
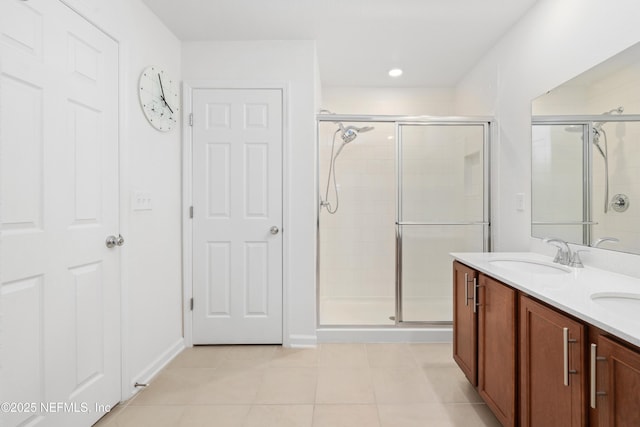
192, 88, 283, 344
0, 1, 120, 426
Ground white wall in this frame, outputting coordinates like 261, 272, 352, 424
59, 0, 184, 399
456, 0, 640, 275
182, 40, 319, 347
322, 87, 455, 116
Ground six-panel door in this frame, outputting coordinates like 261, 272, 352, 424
0, 1, 121, 426
191, 88, 283, 344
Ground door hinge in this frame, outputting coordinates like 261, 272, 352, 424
189, 113, 193, 126
189, 206, 193, 218
190, 298, 194, 311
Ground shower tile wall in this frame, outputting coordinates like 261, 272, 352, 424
531, 125, 584, 243
399, 125, 484, 322
319, 122, 396, 324
318, 122, 485, 325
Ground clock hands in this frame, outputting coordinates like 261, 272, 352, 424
157, 73, 175, 115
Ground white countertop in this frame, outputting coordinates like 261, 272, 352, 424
451, 252, 640, 348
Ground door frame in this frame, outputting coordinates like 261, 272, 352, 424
182, 81, 290, 347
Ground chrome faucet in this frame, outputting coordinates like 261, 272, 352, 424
592, 237, 620, 248
543, 237, 572, 266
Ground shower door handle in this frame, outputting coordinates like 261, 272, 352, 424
270, 226, 280, 235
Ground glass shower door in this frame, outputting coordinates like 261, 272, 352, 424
397, 124, 489, 323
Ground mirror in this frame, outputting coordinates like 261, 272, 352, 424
531, 42, 640, 254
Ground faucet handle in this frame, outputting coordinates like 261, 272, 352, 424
551, 247, 564, 264
569, 249, 589, 268
544, 237, 570, 264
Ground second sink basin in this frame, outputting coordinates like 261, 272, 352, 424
591, 292, 640, 318
488, 259, 571, 275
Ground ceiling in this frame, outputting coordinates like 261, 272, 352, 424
142, 0, 539, 87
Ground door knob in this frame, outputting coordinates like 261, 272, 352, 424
106, 234, 125, 248
270, 226, 280, 235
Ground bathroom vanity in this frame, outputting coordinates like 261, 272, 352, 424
451, 253, 640, 427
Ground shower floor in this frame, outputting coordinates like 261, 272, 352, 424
319, 296, 452, 326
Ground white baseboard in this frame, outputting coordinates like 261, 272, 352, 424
286, 334, 317, 348
124, 337, 185, 400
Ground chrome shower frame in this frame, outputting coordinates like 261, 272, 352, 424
316, 114, 493, 330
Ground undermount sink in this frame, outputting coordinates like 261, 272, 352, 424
591, 292, 640, 317
488, 259, 571, 275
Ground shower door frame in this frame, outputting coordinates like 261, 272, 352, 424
316, 114, 493, 328
395, 121, 491, 326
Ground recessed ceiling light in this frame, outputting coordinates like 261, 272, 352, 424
388, 68, 403, 77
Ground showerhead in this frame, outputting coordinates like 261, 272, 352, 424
603, 106, 624, 115
594, 106, 624, 131
338, 123, 375, 143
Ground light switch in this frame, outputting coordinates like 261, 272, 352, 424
516, 193, 525, 211
132, 191, 152, 211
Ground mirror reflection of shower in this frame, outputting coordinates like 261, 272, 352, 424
593, 106, 623, 213
320, 122, 374, 214
564, 106, 624, 213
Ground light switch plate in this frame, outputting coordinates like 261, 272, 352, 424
132, 191, 152, 211
516, 193, 525, 211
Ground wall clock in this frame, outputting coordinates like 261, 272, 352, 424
138, 65, 179, 131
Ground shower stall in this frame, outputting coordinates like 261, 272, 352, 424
316, 114, 491, 339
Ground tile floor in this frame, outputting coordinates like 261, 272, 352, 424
94, 343, 501, 427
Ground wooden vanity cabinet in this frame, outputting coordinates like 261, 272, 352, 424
520, 295, 586, 427
589, 331, 640, 427
453, 261, 478, 385
453, 262, 517, 427
478, 274, 517, 427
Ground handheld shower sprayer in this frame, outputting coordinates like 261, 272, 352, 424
338, 123, 374, 143
321, 122, 375, 214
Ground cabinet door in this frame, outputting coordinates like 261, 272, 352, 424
478, 274, 517, 427
520, 296, 586, 427
453, 261, 477, 385
591, 335, 640, 427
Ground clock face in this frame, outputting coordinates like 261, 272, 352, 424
138, 66, 179, 132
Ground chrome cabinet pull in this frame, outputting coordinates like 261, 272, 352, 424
473, 277, 478, 314
590, 343, 597, 408
564, 328, 570, 386
590, 343, 607, 408
563, 328, 578, 386
464, 273, 469, 307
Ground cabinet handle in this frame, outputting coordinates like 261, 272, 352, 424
464, 273, 469, 306
563, 327, 570, 386
590, 343, 597, 408
562, 328, 578, 386
473, 277, 478, 313
590, 343, 607, 408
